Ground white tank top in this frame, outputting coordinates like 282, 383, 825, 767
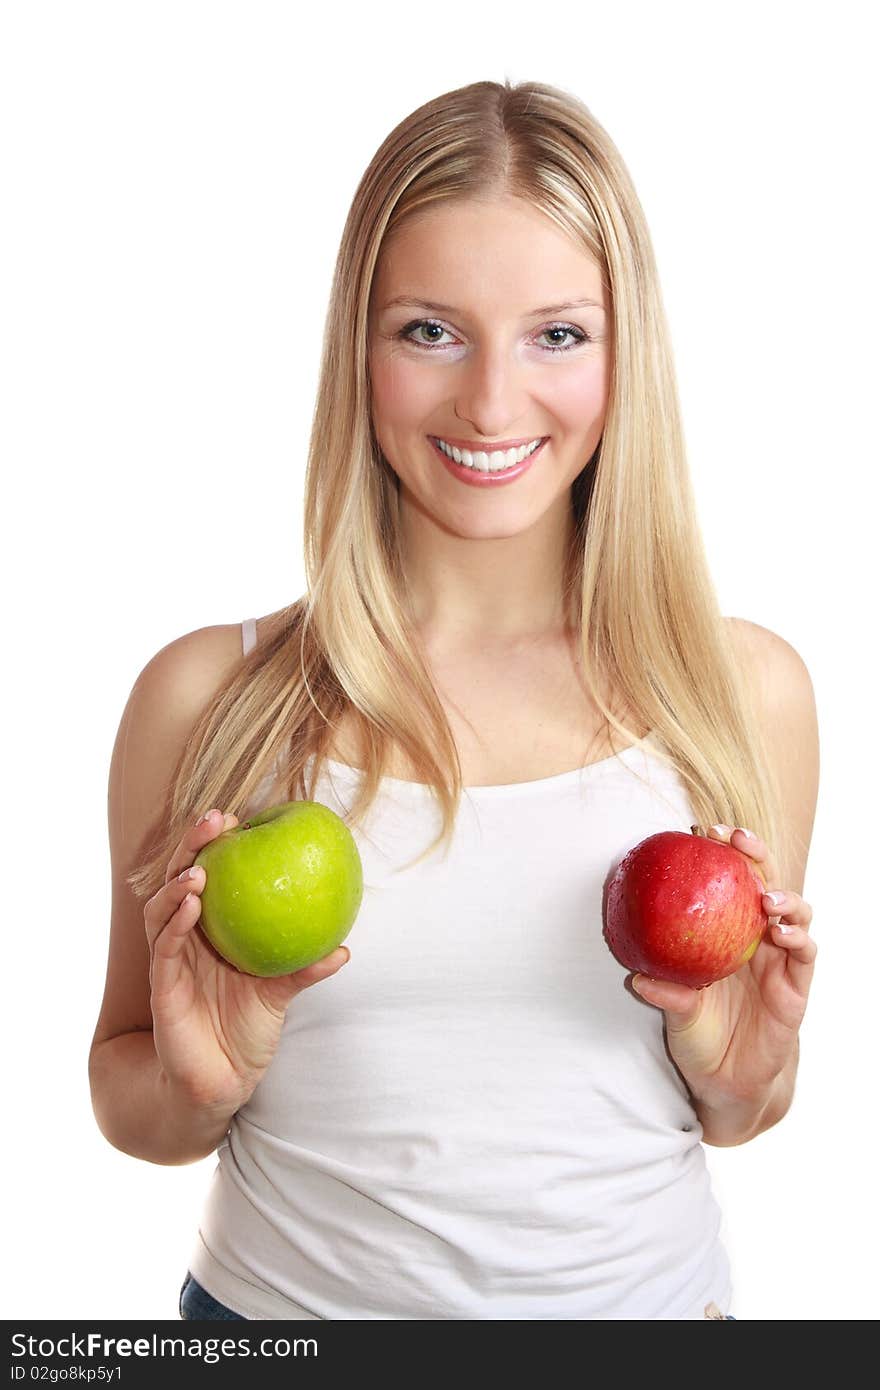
185, 620, 733, 1320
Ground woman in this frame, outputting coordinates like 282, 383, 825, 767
89, 78, 819, 1321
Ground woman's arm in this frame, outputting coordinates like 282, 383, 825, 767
693, 1038, 798, 1148
631, 620, 820, 1146
725, 617, 820, 901
90, 1028, 238, 1165
89, 625, 247, 1164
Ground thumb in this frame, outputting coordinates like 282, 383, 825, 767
631, 973, 704, 1030
256, 946, 351, 1012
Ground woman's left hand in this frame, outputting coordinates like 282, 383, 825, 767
630, 826, 817, 1111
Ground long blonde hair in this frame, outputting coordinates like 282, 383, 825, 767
128, 77, 792, 900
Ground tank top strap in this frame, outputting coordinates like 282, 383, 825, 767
241, 616, 257, 657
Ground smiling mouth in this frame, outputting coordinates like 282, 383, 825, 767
429, 435, 547, 473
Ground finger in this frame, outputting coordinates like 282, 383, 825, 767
707, 824, 778, 891
761, 890, 813, 929
164, 809, 240, 885
147, 883, 206, 996
631, 972, 703, 1026
145, 864, 206, 951
706, 824, 734, 841
767, 920, 818, 994
729, 826, 780, 888
159, 888, 204, 951
294, 945, 352, 984
255, 946, 352, 1012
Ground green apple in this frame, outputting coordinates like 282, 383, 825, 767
193, 800, 363, 977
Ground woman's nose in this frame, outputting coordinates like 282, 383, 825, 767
454, 343, 529, 432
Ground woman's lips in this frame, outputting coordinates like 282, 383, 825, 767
428, 436, 548, 487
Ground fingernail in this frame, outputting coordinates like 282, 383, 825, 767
764, 891, 785, 906
735, 826, 756, 839
775, 922, 793, 935
196, 810, 218, 826
178, 866, 200, 882
710, 824, 732, 836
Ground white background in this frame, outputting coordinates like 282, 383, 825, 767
3, 0, 876, 1321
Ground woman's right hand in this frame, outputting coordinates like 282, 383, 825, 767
144, 808, 350, 1116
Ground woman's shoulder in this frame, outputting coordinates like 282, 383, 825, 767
130, 619, 261, 719
725, 613, 794, 655
724, 617, 819, 896
144, 621, 247, 674
724, 616, 817, 761
137, 606, 301, 700
724, 615, 815, 698
154, 608, 287, 669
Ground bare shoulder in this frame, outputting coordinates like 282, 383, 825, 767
122, 622, 251, 774
118, 620, 250, 843
134, 621, 247, 704
145, 605, 292, 689
725, 615, 817, 711
725, 616, 820, 892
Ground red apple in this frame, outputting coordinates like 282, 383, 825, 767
603, 826, 769, 989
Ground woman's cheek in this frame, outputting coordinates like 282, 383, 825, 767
370, 352, 439, 425
547, 360, 608, 430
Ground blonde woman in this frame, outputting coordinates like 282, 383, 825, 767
89, 79, 819, 1321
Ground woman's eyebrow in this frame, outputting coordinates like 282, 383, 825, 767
379, 295, 606, 317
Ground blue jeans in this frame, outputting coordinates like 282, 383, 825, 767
179, 1270, 248, 1321
177, 1269, 736, 1320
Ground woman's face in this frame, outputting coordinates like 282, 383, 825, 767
368, 194, 611, 540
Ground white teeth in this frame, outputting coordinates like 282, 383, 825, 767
433, 437, 543, 471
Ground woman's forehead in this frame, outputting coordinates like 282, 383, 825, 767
372, 202, 607, 317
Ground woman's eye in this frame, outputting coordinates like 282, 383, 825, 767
537, 325, 588, 352
400, 320, 453, 348
397, 319, 590, 353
